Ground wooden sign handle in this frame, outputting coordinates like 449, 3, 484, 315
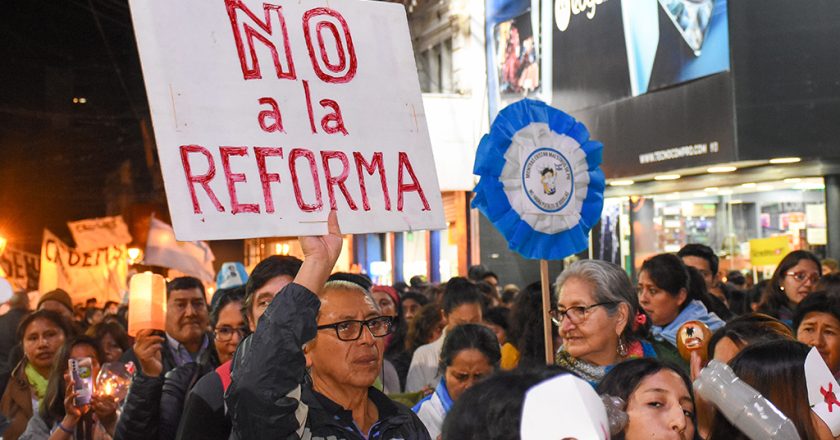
540, 259, 554, 365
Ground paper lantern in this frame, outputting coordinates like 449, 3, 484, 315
128, 271, 167, 336
676, 320, 712, 363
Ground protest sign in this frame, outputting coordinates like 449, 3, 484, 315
0, 247, 40, 292
129, 0, 446, 241
67, 215, 133, 252
39, 229, 127, 304
806, 347, 840, 436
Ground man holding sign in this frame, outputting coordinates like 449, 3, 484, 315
227, 211, 430, 439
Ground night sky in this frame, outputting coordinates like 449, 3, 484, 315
0, 0, 155, 252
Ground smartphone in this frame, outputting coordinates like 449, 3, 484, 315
69, 357, 94, 406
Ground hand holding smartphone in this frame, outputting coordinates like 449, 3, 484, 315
69, 357, 94, 407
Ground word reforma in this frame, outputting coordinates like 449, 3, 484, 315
180, 146, 431, 216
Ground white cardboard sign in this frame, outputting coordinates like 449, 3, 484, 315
68, 215, 133, 252
806, 347, 840, 436
128, 0, 445, 240
38, 230, 127, 304
520, 374, 610, 440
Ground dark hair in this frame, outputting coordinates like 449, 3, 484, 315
84, 307, 102, 324
707, 340, 817, 440
641, 253, 690, 311
508, 282, 556, 368
482, 271, 499, 282
793, 290, 840, 332
706, 313, 792, 361
678, 243, 719, 275
441, 366, 569, 440
757, 250, 821, 318
597, 358, 696, 440
467, 265, 489, 282
748, 280, 768, 306
422, 284, 445, 304
17, 309, 74, 343
484, 307, 510, 332
439, 324, 501, 374
400, 291, 429, 312
442, 277, 483, 315
816, 273, 840, 295
41, 336, 103, 425
393, 281, 409, 295
102, 301, 118, 311
410, 274, 430, 288
727, 271, 746, 286
501, 286, 519, 305
86, 321, 131, 353
210, 286, 246, 327
725, 288, 752, 316
476, 281, 499, 308
243, 255, 302, 314
406, 303, 444, 352
167, 276, 205, 299
686, 266, 733, 320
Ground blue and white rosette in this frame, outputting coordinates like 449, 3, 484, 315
472, 99, 605, 260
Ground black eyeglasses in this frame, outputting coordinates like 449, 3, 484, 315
551, 302, 617, 325
214, 326, 249, 342
317, 316, 394, 341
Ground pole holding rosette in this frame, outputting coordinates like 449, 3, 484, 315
472, 99, 606, 364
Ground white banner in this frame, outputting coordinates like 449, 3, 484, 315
39, 230, 127, 304
68, 215, 133, 252
128, 0, 446, 240
0, 247, 40, 292
144, 218, 215, 282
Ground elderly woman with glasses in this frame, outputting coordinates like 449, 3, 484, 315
758, 250, 822, 327
554, 260, 655, 385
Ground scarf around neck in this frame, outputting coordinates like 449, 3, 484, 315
555, 339, 649, 385
24, 362, 49, 402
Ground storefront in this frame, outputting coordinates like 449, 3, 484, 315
485, 0, 840, 277
243, 190, 472, 285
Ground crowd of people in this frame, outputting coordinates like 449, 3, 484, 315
1, 213, 839, 439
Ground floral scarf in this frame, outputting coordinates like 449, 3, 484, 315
555, 339, 653, 385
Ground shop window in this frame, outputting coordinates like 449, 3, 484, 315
621, 177, 827, 274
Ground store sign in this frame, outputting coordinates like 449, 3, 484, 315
129, 0, 445, 241
749, 236, 791, 267
39, 230, 127, 304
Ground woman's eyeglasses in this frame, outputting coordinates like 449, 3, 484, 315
214, 326, 249, 342
786, 271, 819, 284
550, 302, 617, 325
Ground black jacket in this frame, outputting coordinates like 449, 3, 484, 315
226, 283, 430, 440
114, 336, 217, 440
175, 369, 228, 440
0, 309, 27, 375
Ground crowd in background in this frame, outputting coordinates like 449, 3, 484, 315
1, 224, 840, 439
